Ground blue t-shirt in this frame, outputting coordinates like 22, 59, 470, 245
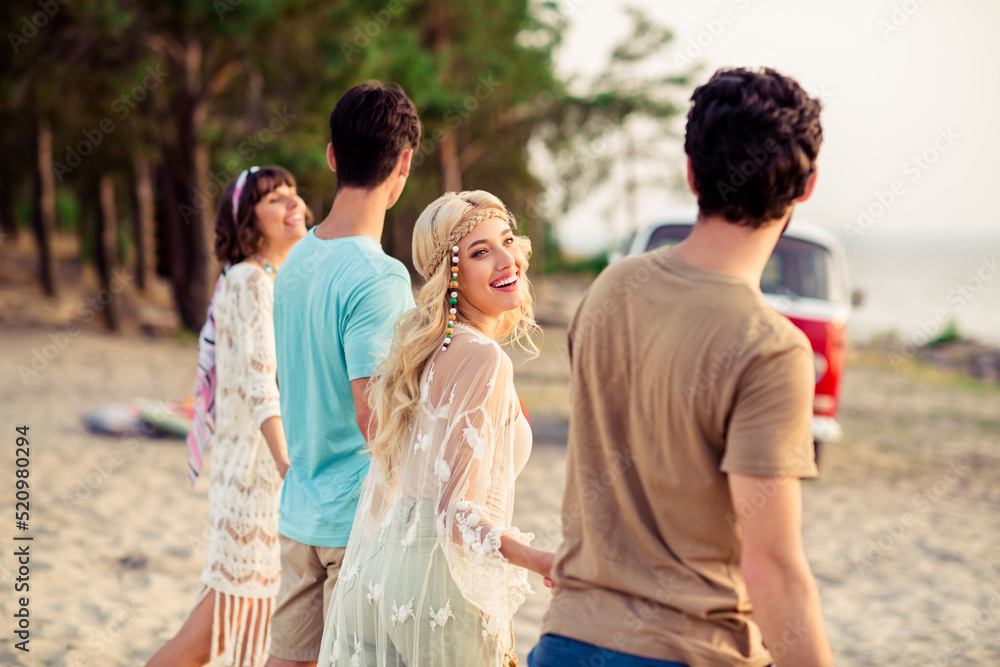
273, 231, 414, 547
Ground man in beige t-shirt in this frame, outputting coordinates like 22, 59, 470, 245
530, 67, 835, 667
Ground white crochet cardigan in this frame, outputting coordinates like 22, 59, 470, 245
199, 262, 283, 665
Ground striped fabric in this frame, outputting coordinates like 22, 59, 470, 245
187, 265, 230, 485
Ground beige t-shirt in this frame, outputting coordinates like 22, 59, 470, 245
541, 248, 818, 667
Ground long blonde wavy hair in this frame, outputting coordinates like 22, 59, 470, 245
367, 190, 539, 482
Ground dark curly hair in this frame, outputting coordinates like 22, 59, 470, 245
684, 67, 823, 228
329, 81, 422, 191
215, 165, 311, 263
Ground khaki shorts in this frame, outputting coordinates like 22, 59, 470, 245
268, 534, 347, 661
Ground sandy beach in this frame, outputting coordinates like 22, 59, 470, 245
1, 273, 999, 666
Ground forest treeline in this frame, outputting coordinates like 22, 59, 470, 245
2, 0, 692, 330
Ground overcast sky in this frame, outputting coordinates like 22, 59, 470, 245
551, 0, 1000, 254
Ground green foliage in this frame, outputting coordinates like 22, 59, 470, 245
1, 0, 692, 324
930, 318, 963, 346
542, 250, 610, 277
55, 190, 79, 231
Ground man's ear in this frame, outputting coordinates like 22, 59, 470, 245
796, 165, 818, 203
327, 143, 337, 173
398, 148, 412, 179
686, 156, 698, 196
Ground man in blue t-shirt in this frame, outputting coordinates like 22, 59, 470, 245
265, 82, 421, 667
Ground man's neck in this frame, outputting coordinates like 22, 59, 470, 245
671, 210, 791, 287
314, 185, 390, 243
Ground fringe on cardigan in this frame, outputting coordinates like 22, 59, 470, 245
209, 590, 273, 667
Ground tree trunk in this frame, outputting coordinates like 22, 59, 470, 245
160, 38, 211, 332
438, 129, 462, 193
429, 0, 462, 194
33, 118, 58, 296
0, 108, 17, 243
133, 157, 156, 292
0, 162, 16, 243
387, 204, 417, 276
96, 174, 122, 331
160, 133, 210, 331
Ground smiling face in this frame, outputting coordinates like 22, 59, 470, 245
454, 216, 526, 324
254, 184, 308, 252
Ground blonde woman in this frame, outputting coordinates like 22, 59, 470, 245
317, 191, 552, 666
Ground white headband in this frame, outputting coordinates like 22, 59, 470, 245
232, 166, 260, 214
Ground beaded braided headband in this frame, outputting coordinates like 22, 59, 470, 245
426, 202, 518, 351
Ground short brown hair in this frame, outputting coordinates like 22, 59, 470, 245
215, 165, 308, 263
329, 81, 422, 191
684, 67, 823, 228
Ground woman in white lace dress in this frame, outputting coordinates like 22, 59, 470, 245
147, 166, 309, 667
318, 191, 554, 667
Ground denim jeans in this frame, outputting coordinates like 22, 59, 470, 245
527, 634, 689, 667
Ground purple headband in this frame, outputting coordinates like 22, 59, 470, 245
231, 166, 260, 215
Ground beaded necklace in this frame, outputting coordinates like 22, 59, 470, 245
250, 253, 277, 274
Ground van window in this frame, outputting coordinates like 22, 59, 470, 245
645, 224, 844, 302
765, 237, 843, 302
647, 225, 690, 250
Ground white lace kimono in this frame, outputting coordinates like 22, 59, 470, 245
318, 323, 534, 667
199, 262, 284, 666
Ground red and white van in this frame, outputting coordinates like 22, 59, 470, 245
610, 212, 857, 459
